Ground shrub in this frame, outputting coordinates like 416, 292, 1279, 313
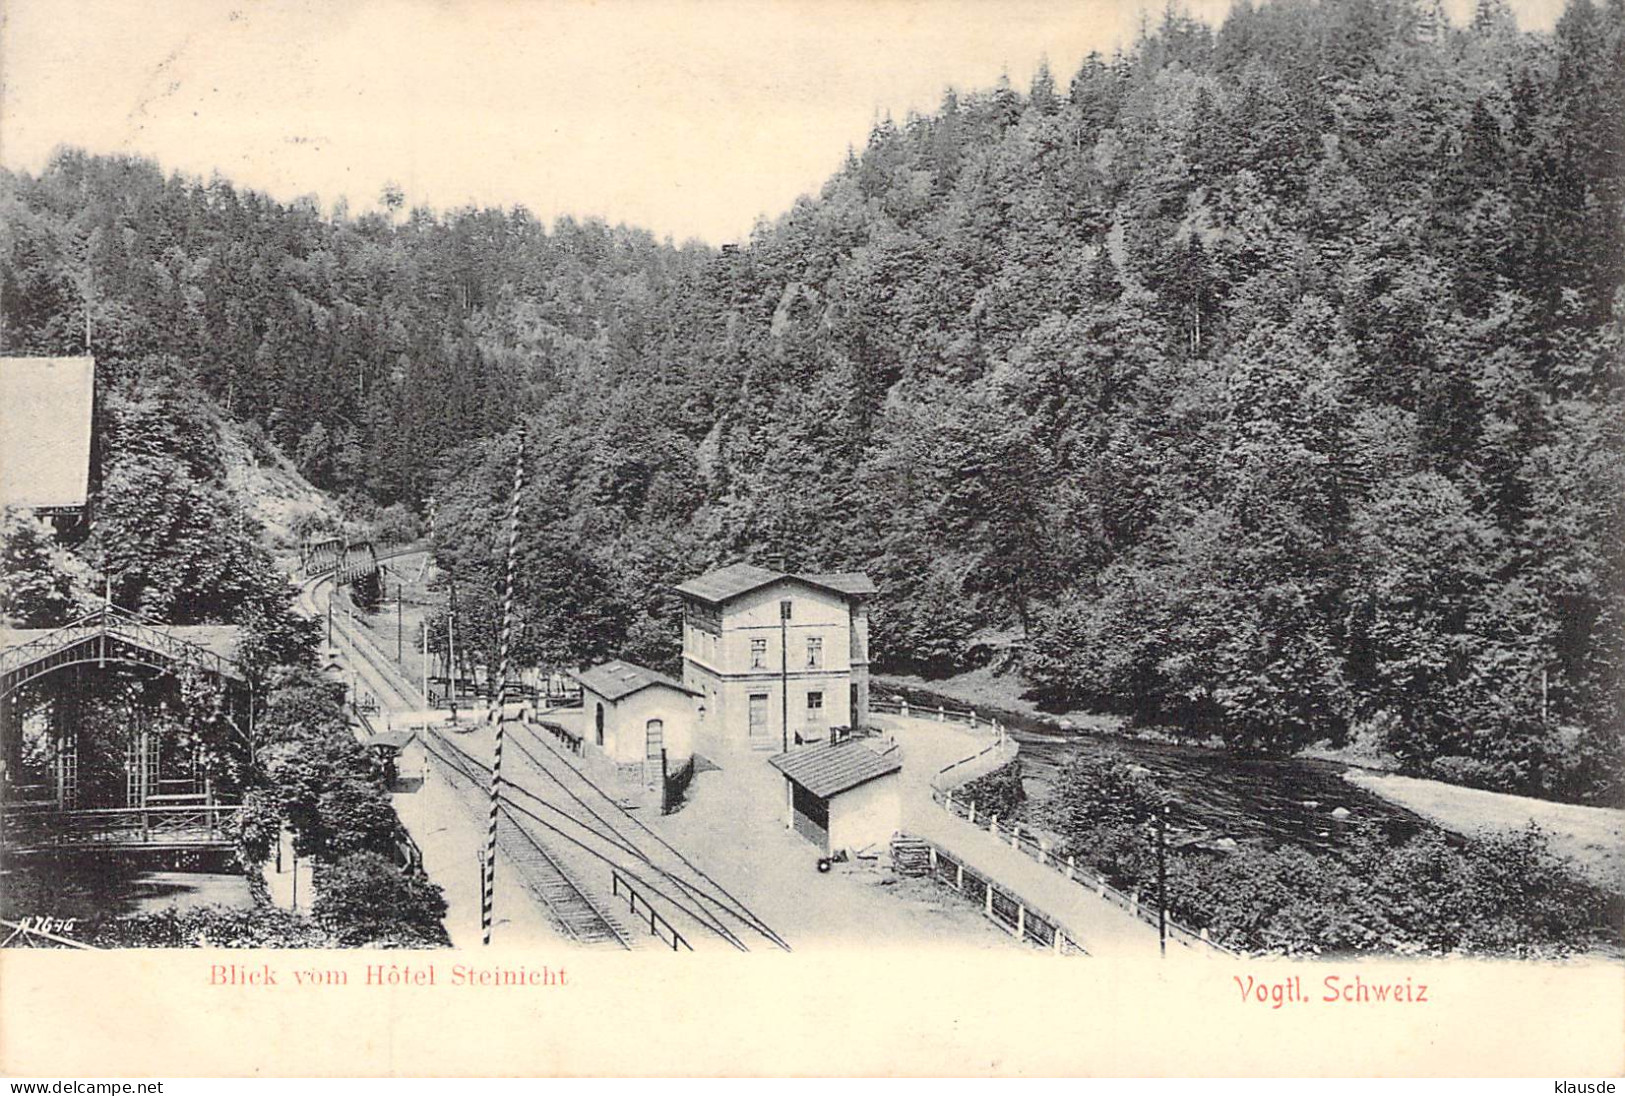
1043, 755, 1618, 956
290, 508, 340, 543
957, 759, 1027, 823
232, 787, 282, 868
370, 503, 422, 546
85, 906, 330, 948
313, 853, 449, 947
1041, 753, 1165, 832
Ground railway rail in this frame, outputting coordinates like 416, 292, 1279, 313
419, 735, 632, 948
303, 547, 786, 952
424, 729, 788, 952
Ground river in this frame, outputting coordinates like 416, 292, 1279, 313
880, 682, 1431, 853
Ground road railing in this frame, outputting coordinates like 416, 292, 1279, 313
933, 790, 1240, 956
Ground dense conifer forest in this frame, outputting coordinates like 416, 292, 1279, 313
3, 0, 1621, 804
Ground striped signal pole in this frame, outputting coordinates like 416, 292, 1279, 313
481, 422, 526, 946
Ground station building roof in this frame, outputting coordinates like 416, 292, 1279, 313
675, 562, 876, 605
0, 356, 96, 512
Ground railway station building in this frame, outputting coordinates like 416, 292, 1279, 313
676, 563, 875, 758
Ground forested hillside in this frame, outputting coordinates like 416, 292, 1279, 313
3, 0, 1621, 803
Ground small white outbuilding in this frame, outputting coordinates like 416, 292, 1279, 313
769, 738, 902, 857
572, 660, 700, 787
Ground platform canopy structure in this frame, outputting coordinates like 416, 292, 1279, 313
0, 605, 249, 854
0, 356, 96, 529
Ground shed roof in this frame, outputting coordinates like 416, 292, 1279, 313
675, 563, 876, 605
367, 729, 417, 751
572, 659, 700, 702
0, 356, 95, 511
769, 739, 902, 799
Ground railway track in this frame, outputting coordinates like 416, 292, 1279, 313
427, 728, 789, 953
298, 549, 429, 712
506, 723, 791, 951
303, 547, 787, 953
420, 735, 633, 948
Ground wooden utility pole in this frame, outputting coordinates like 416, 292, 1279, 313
780, 598, 790, 752
447, 578, 458, 724
1157, 803, 1169, 958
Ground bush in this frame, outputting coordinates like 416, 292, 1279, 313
1051, 815, 1616, 957
313, 853, 449, 947
1040, 753, 1165, 832
1427, 755, 1512, 792
957, 759, 1027, 824
232, 787, 281, 867
290, 508, 340, 543
370, 503, 422, 546
317, 779, 404, 860
85, 906, 330, 948
1043, 755, 1618, 956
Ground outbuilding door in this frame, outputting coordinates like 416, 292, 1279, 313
790, 781, 829, 852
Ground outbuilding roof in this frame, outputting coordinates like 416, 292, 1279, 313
675, 563, 876, 605
769, 739, 902, 799
572, 659, 700, 702
0, 356, 96, 511
367, 729, 417, 751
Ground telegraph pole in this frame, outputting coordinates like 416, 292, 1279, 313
780, 599, 790, 752
447, 579, 460, 724
1157, 803, 1169, 958
482, 424, 526, 946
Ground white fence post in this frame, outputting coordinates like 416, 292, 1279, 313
937, 705, 946, 723
968, 801, 976, 824
944, 791, 954, 815
956, 863, 964, 891
989, 815, 999, 839
1015, 903, 1026, 940
1038, 839, 1049, 866
929, 846, 938, 870
1065, 855, 1075, 880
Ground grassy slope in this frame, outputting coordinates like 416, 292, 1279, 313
1344, 770, 1624, 884
216, 420, 340, 561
